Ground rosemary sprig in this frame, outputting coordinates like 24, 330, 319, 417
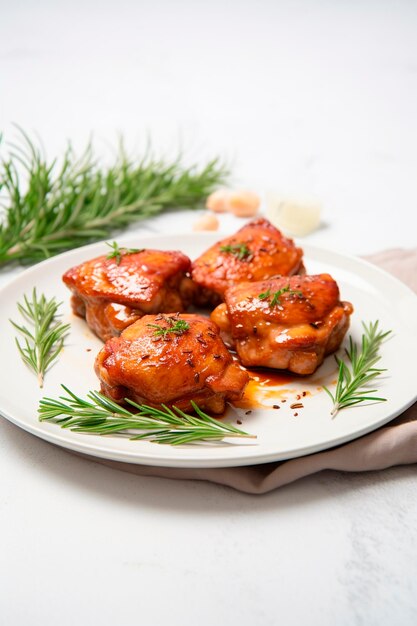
38, 385, 255, 445
0, 128, 228, 266
258, 285, 303, 307
219, 243, 252, 261
10, 289, 70, 387
147, 318, 190, 337
105, 241, 144, 264
323, 321, 391, 418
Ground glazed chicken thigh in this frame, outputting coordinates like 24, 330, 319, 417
191, 218, 304, 306
63, 248, 194, 342
95, 313, 249, 414
211, 274, 353, 375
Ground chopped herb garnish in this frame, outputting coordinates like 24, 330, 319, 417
147, 317, 190, 338
106, 241, 144, 264
258, 285, 303, 307
219, 243, 252, 261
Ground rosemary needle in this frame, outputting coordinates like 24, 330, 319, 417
105, 241, 144, 264
38, 385, 256, 446
0, 128, 228, 266
10, 289, 70, 387
323, 320, 391, 418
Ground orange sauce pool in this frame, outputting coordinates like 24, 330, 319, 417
235, 380, 290, 409
229, 355, 320, 411
234, 363, 304, 409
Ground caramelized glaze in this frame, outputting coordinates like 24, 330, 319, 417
191, 217, 304, 301
95, 313, 249, 415
212, 274, 353, 375
63, 249, 194, 341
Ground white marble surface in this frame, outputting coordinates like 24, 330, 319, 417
0, 1, 416, 625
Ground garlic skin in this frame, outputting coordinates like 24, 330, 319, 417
228, 190, 260, 217
206, 189, 231, 213
206, 189, 260, 217
193, 213, 220, 231
266, 195, 321, 237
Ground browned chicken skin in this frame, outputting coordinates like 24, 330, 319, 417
95, 313, 249, 414
63, 249, 195, 342
211, 274, 353, 375
191, 218, 304, 306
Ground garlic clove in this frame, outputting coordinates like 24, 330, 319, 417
228, 190, 260, 217
193, 213, 220, 231
206, 189, 231, 213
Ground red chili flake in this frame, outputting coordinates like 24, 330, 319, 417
253, 326, 258, 334
86, 348, 92, 352
237, 420, 242, 425
196, 336, 207, 346
207, 331, 216, 338
281, 399, 287, 403
186, 358, 195, 368
141, 354, 150, 360
213, 354, 222, 359
245, 410, 252, 415
296, 394, 301, 400
273, 404, 280, 409
302, 391, 307, 397
290, 403, 304, 409
294, 412, 298, 417
194, 372, 200, 382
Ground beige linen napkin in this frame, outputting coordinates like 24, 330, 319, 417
81, 249, 417, 494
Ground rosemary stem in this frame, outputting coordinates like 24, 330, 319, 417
38, 386, 256, 446
11, 290, 70, 387
330, 404, 340, 419
324, 321, 390, 417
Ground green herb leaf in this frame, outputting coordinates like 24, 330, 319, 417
258, 289, 271, 300
38, 385, 256, 446
10, 289, 70, 387
323, 320, 391, 417
0, 127, 228, 266
105, 241, 144, 264
147, 317, 190, 338
219, 243, 252, 261
258, 285, 303, 307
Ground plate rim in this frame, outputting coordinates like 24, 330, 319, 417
0, 232, 416, 468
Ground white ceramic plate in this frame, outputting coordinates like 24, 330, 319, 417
0, 234, 416, 468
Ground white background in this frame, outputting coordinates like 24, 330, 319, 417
0, 1, 416, 625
